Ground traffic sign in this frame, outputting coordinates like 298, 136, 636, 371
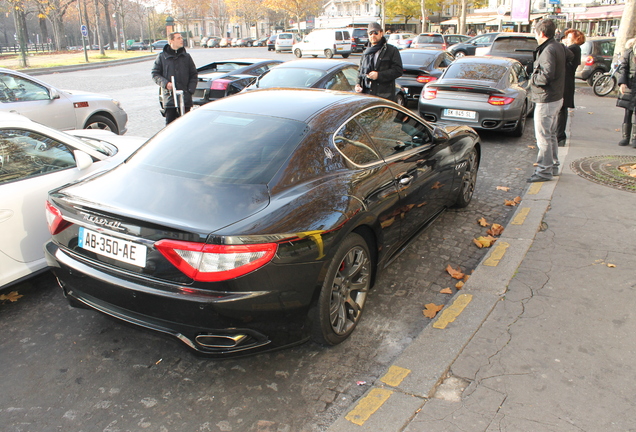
81, 25, 88, 37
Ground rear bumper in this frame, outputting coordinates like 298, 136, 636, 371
419, 103, 522, 132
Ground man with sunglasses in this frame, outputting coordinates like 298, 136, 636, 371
355, 22, 403, 101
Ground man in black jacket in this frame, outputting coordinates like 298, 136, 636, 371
527, 19, 567, 183
152, 32, 198, 125
355, 22, 403, 101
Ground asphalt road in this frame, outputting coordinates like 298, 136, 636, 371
1, 47, 541, 432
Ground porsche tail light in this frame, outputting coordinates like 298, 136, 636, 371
155, 240, 277, 282
442, 43, 447, 50
585, 55, 595, 66
45, 201, 72, 235
417, 75, 437, 84
210, 79, 231, 90
488, 95, 515, 105
423, 87, 437, 100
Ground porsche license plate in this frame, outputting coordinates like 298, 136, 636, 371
78, 227, 147, 267
444, 109, 476, 119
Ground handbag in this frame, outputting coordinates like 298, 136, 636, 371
617, 88, 633, 109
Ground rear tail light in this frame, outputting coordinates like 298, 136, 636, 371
442, 43, 447, 50
423, 87, 437, 100
210, 79, 231, 90
585, 55, 595, 66
488, 95, 515, 105
155, 240, 277, 282
416, 75, 437, 84
45, 201, 72, 235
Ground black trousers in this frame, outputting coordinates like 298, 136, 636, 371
165, 106, 191, 125
556, 105, 568, 142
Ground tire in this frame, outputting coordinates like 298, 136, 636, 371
452, 148, 479, 208
324, 49, 334, 59
312, 55, 318, 58
294, 48, 302, 58
454, 50, 466, 58
84, 114, 118, 134
593, 75, 616, 97
311, 232, 371, 346
510, 102, 527, 137
395, 93, 406, 107
341, 53, 350, 59
587, 69, 604, 86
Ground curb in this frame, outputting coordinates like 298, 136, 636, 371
16, 54, 157, 76
326, 138, 570, 432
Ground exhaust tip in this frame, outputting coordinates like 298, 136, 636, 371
195, 334, 248, 348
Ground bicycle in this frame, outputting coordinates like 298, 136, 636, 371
593, 57, 621, 97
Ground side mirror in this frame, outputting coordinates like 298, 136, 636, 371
74, 150, 93, 171
49, 88, 60, 100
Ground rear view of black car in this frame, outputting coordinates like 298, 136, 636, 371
45, 89, 480, 357
351, 28, 369, 52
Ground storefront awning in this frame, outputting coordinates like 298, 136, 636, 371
440, 16, 499, 25
573, 4, 624, 20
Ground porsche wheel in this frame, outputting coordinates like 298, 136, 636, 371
452, 149, 479, 208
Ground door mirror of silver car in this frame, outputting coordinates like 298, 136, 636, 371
49, 88, 60, 100
74, 150, 93, 170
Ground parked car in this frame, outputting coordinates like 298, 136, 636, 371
396, 49, 455, 104
151, 40, 168, 50
447, 32, 501, 58
274, 32, 299, 52
243, 58, 407, 105
0, 68, 128, 134
387, 33, 415, 50
205, 37, 221, 48
256, 36, 269, 47
293, 28, 352, 59
0, 112, 146, 290
484, 33, 537, 69
267, 34, 277, 51
351, 28, 369, 52
190, 59, 283, 106
411, 33, 469, 50
129, 42, 148, 51
575, 37, 616, 86
44, 88, 480, 357
419, 56, 534, 137
236, 37, 256, 47
219, 37, 232, 47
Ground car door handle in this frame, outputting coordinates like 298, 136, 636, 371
397, 174, 413, 186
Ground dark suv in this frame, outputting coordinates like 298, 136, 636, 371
575, 37, 616, 85
351, 28, 369, 53
486, 33, 537, 69
447, 32, 501, 57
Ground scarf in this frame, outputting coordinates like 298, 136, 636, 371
363, 37, 387, 71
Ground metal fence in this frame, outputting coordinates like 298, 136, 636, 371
0, 44, 55, 55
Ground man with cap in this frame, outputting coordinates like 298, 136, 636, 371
355, 22, 403, 101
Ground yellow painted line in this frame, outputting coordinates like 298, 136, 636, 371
511, 207, 531, 225
527, 182, 543, 195
483, 241, 510, 267
380, 366, 411, 387
345, 388, 393, 426
433, 294, 473, 329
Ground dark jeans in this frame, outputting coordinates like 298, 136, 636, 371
165, 106, 191, 125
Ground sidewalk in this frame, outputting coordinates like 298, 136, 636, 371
327, 89, 636, 431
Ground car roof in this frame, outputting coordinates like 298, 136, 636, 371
453, 56, 518, 66
274, 59, 354, 71
493, 33, 534, 39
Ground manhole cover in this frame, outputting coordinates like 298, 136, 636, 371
570, 155, 636, 193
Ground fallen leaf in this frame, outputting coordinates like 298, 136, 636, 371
446, 264, 465, 280
487, 223, 504, 236
527, 145, 536, 149
615, 129, 620, 132
0, 291, 23, 303
496, 186, 510, 192
463, 274, 470, 282
440, 288, 453, 294
607, 263, 616, 268
473, 238, 483, 248
455, 281, 464, 290
514, 196, 521, 203
504, 199, 518, 206
474, 235, 497, 248
588, 112, 594, 114
477, 217, 490, 227
431, 181, 444, 189
533, 163, 538, 166
423, 303, 444, 319
515, 167, 522, 170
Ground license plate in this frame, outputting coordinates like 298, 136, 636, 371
444, 109, 476, 119
79, 227, 147, 267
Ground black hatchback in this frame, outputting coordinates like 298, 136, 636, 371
575, 37, 616, 85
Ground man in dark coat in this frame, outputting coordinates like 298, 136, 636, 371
527, 19, 567, 182
355, 22, 403, 102
556, 29, 583, 147
152, 32, 198, 125
617, 38, 636, 147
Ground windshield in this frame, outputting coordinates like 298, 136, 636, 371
416, 35, 443, 44
128, 110, 309, 184
253, 68, 326, 89
443, 62, 507, 81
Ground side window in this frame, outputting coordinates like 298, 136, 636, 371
343, 31, 351, 40
0, 129, 76, 185
356, 107, 432, 159
0, 73, 50, 103
336, 31, 343, 41
439, 53, 453, 68
334, 119, 381, 166
342, 67, 359, 87
252, 65, 269, 75
325, 71, 353, 91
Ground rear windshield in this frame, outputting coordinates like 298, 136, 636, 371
399, 52, 437, 68
255, 68, 326, 89
353, 29, 367, 37
443, 62, 507, 81
490, 37, 537, 53
129, 111, 308, 184
416, 35, 443, 44
278, 34, 292, 40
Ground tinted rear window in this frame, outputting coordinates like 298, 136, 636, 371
129, 111, 308, 184
416, 35, 443, 44
491, 37, 537, 52
279, 34, 292, 39
400, 52, 437, 67
256, 68, 326, 88
443, 62, 507, 81
353, 29, 367, 37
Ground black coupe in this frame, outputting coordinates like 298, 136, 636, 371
45, 89, 481, 357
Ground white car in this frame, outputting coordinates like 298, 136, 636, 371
293, 28, 352, 59
274, 32, 300, 52
0, 68, 128, 135
0, 112, 146, 289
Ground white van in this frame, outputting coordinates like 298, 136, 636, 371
274, 32, 299, 52
293, 29, 352, 59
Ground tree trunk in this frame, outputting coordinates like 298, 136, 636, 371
103, 0, 114, 50
13, 8, 28, 67
39, 16, 49, 46
420, 0, 427, 33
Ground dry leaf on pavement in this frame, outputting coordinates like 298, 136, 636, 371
477, 217, 490, 227
446, 264, 465, 280
455, 281, 464, 290
440, 288, 453, 294
487, 223, 504, 236
607, 263, 616, 268
431, 181, 444, 189
0, 291, 24, 303
423, 303, 444, 319
504, 199, 518, 206
473, 236, 497, 248
527, 145, 536, 149
496, 186, 510, 191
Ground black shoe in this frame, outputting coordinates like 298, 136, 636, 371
527, 174, 551, 183
558, 139, 566, 147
